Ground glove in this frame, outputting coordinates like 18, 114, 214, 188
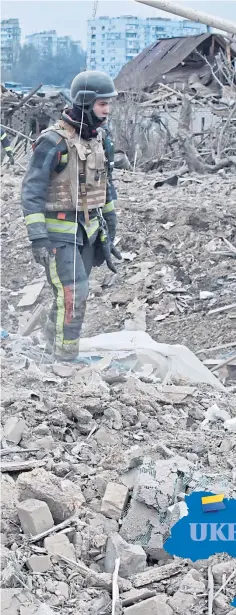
111, 244, 122, 261
7, 151, 14, 165
99, 229, 122, 274
103, 209, 117, 243
32, 238, 52, 266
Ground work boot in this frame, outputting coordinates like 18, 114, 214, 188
54, 340, 80, 363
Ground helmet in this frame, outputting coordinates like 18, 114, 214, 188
70, 70, 117, 109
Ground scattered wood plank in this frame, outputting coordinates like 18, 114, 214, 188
208, 303, 236, 316
204, 358, 236, 368
121, 588, 156, 607
0, 123, 34, 142
130, 561, 186, 588
19, 305, 45, 336
161, 384, 195, 403
214, 568, 236, 599
112, 558, 121, 615
196, 341, 236, 354
56, 554, 131, 593
211, 352, 236, 373
1, 459, 46, 473
0, 447, 41, 456
28, 516, 77, 543
222, 237, 236, 253
208, 566, 214, 615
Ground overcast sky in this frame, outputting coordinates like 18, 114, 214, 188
2, 0, 236, 47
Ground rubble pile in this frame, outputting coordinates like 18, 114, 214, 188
1, 165, 236, 614
0, 85, 68, 145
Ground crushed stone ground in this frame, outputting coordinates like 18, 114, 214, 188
1, 166, 236, 615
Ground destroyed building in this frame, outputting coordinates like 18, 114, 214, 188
115, 33, 236, 94
0, 84, 69, 138
111, 33, 236, 169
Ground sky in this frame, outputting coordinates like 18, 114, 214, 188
2, 0, 236, 47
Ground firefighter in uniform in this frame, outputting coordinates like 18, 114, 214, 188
21, 71, 120, 361
0, 127, 14, 164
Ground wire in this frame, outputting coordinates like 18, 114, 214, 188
92, 1, 98, 19
72, 74, 89, 316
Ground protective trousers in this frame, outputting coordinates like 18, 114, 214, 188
44, 240, 94, 359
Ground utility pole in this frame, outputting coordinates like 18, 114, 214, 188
134, 0, 236, 36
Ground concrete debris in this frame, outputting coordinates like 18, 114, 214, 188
104, 533, 146, 578
120, 499, 169, 560
0, 547, 12, 570
94, 427, 117, 446
168, 569, 206, 614
124, 596, 173, 614
1, 475, 19, 533
17, 499, 54, 536
201, 403, 231, 429
212, 560, 234, 583
18, 282, 45, 308
101, 482, 129, 520
44, 533, 76, 561
224, 417, 236, 432
20, 605, 55, 615
3, 417, 26, 444
132, 456, 191, 512
16, 468, 85, 522
1, 589, 33, 615
1, 164, 236, 614
26, 555, 51, 573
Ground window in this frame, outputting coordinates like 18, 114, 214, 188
102, 26, 105, 30
92, 35, 96, 39
101, 57, 104, 62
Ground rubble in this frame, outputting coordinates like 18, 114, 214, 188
1, 150, 236, 614
44, 534, 76, 561
101, 482, 129, 520
124, 596, 173, 614
3, 417, 26, 444
104, 533, 146, 578
1, 589, 33, 615
26, 555, 51, 573
17, 499, 54, 536
168, 569, 206, 614
16, 468, 85, 522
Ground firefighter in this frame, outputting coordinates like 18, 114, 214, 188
0, 127, 14, 164
21, 70, 121, 361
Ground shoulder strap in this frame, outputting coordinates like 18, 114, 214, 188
78, 158, 89, 226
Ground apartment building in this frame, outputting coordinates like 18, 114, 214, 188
1, 18, 21, 71
87, 15, 209, 77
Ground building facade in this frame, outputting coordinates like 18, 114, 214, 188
25, 30, 82, 57
25, 30, 58, 57
1, 19, 21, 72
87, 15, 209, 78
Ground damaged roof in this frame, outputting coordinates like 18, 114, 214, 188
114, 33, 235, 92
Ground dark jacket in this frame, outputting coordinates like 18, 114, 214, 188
21, 119, 117, 246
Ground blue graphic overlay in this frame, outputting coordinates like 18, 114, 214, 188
164, 491, 236, 562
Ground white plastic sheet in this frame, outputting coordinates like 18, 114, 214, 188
80, 330, 224, 390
